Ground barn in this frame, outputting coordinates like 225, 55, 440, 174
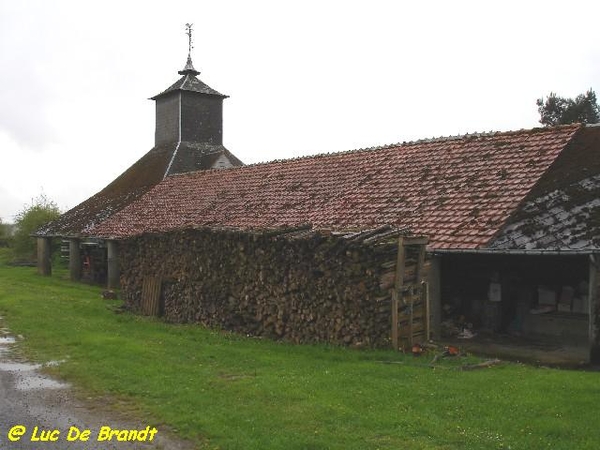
36, 53, 600, 363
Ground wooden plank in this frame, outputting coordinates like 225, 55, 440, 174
141, 277, 162, 317
402, 265, 417, 283
398, 311, 425, 324
399, 323, 425, 336
151, 278, 161, 316
400, 292, 423, 304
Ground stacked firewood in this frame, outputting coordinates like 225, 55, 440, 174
118, 226, 425, 348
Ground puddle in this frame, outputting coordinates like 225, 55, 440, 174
0, 361, 40, 372
0, 336, 16, 345
0, 361, 68, 390
16, 374, 68, 390
0, 333, 69, 391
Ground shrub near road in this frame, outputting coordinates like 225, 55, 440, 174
0, 255, 598, 449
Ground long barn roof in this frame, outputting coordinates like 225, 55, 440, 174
88, 123, 600, 250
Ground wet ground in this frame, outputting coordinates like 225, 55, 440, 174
0, 323, 194, 450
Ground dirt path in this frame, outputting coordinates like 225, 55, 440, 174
0, 325, 195, 450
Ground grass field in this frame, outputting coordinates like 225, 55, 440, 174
0, 249, 598, 449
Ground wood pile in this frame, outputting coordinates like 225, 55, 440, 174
118, 225, 427, 348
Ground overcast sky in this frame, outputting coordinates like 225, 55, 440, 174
1, 0, 599, 223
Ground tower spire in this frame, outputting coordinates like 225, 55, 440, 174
179, 23, 200, 76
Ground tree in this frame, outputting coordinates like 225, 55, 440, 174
537, 89, 600, 126
0, 218, 10, 248
12, 194, 61, 261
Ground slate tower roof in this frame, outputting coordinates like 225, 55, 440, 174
152, 56, 226, 99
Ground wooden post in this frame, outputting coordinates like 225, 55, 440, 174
589, 254, 599, 363
36, 237, 52, 276
414, 244, 427, 346
391, 237, 405, 350
69, 238, 81, 281
428, 255, 441, 340
391, 290, 399, 350
107, 240, 120, 290
423, 281, 430, 341
408, 291, 414, 347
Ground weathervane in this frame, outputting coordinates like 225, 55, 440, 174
185, 23, 194, 59
179, 23, 200, 76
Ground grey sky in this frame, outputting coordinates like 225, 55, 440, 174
1, 0, 599, 222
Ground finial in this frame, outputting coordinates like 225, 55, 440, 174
179, 23, 200, 76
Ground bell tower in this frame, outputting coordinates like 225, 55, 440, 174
151, 23, 228, 147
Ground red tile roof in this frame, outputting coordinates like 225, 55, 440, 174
36, 142, 243, 237
90, 124, 584, 249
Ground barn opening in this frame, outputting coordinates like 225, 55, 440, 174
438, 252, 591, 361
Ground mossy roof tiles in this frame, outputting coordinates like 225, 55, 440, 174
89, 124, 600, 250
37, 142, 242, 237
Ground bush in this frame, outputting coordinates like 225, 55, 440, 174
13, 194, 61, 261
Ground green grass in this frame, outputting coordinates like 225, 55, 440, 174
0, 250, 598, 449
